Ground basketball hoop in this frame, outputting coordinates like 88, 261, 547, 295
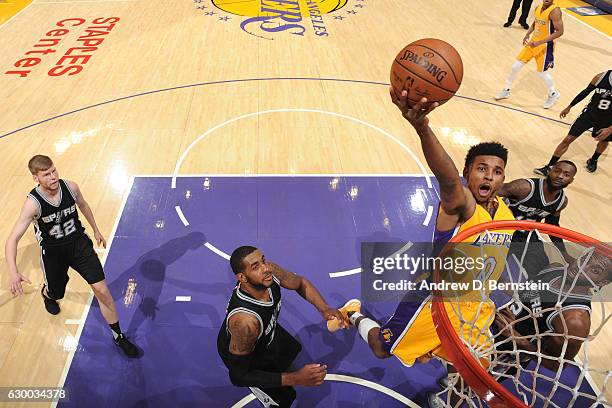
431, 220, 611, 408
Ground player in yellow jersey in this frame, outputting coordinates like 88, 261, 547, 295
328, 90, 514, 407
495, 0, 564, 109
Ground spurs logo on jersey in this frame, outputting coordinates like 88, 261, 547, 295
28, 179, 85, 246
507, 178, 565, 222
587, 70, 612, 118
41, 205, 77, 224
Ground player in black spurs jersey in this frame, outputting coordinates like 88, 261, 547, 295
4, 155, 138, 358
499, 160, 577, 276
493, 250, 611, 374
217, 246, 345, 408
535, 70, 612, 175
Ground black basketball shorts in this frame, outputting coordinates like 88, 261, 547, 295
40, 234, 105, 300
569, 109, 611, 141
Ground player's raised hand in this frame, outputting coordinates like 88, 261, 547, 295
9, 271, 31, 296
94, 230, 107, 248
390, 87, 438, 133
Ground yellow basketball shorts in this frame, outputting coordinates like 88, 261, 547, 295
381, 296, 495, 366
516, 42, 555, 72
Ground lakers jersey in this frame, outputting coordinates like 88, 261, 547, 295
379, 198, 515, 367
532, 3, 558, 43
434, 197, 515, 297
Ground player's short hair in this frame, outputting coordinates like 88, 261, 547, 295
230, 246, 258, 274
554, 160, 577, 172
28, 155, 53, 175
464, 142, 508, 169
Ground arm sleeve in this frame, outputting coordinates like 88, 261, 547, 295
569, 83, 596, 107
227, 352, 283, 388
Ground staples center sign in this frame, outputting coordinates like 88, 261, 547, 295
5, 17, 120, 78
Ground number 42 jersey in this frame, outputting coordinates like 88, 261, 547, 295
28, 179, 85, 246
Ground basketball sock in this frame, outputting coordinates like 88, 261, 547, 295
505, 61, 524, 90
348, 312, 363, 326
591, 151, 601, 161
356, 318, 380, 343
539, 71, 556, 94
547, 156, 560, 166
109, 321, 122, 340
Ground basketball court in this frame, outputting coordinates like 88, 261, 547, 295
0, 0, 610, 407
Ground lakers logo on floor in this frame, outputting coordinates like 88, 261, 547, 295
209, 0, 353, 40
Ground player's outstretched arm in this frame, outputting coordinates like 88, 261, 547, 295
227, 313, 327, 387
390, 89, 474, 222
497, 179, 531, 201
560, 72, 603, 119
4, 199, 36, 296
67, 180, 106, 248
269, 262, 345, 327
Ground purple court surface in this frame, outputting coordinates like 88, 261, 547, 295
59, 176, 601, 408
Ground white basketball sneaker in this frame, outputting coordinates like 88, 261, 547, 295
543, 91, 560, 109
494, 88, 511, 101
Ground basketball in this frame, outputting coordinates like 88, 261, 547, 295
390, 38, 463, 106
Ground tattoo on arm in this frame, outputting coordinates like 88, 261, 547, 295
498, 179, 531, 200
228, 315, 260, 356
269, 262, 302, 290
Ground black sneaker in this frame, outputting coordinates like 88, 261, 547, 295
520, 22, 529, 29
533, 165, 550, 176
41, 285, 60, 315
586, 159, 598, 173
114, 334, 139, 358
503, 22, 512, 27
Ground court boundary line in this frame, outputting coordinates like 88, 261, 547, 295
48, 173, 422, 408
0, 77, 572, 140
50, 174, 606, 405
52, 176, 135, 406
